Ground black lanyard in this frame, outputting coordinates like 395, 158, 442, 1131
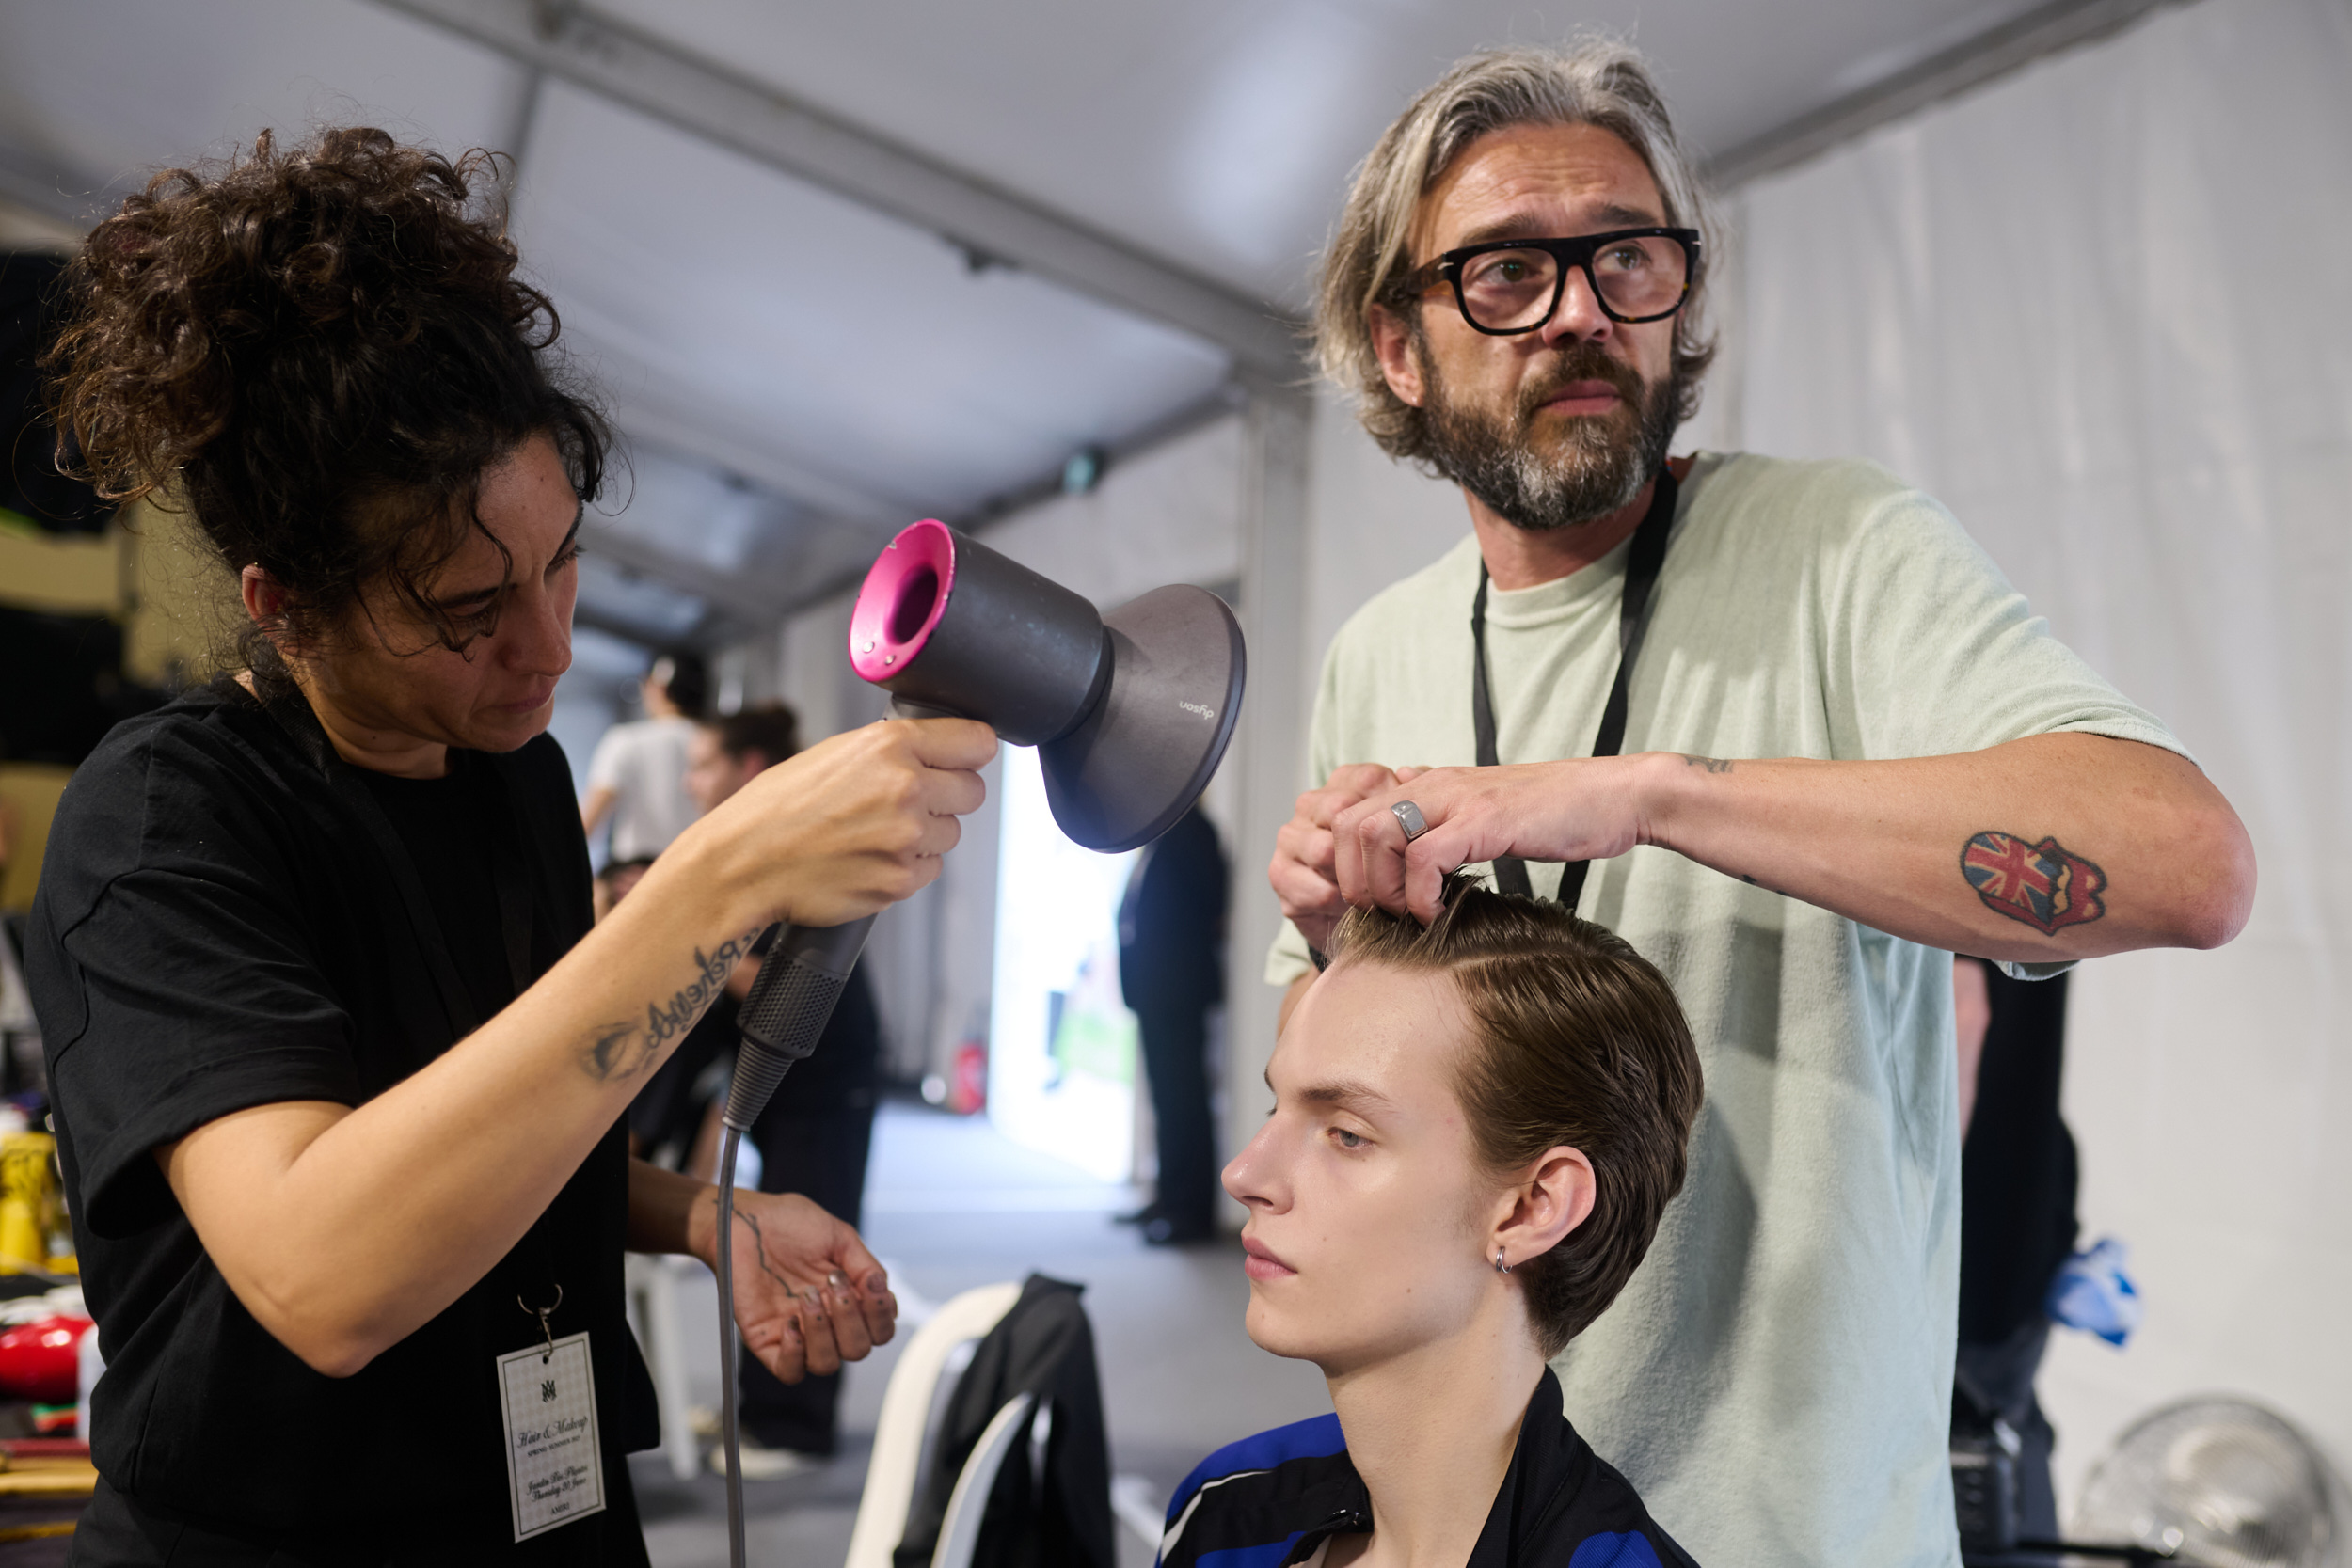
1471, 464, 1678, 911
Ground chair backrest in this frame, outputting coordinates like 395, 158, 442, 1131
845, 1280, 1024, 1568
930, 1392, 1036, 1568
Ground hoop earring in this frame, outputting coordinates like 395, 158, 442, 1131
1494, 1248, 1511, 1275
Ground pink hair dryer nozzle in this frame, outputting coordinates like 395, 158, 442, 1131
848, 519, 1244, 853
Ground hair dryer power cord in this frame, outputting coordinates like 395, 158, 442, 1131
713, 914, 877, 1568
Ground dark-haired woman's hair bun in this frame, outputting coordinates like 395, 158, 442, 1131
44, 125, 612, 667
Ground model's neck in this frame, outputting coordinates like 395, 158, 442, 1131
1321, 1321, 1543, 1568
1467, 454, 1690, 592
246, 666, 450, 779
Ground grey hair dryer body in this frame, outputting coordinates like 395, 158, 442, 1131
712, 521, 1245, 1562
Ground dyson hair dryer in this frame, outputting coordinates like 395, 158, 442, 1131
711, 520, 1245, 1561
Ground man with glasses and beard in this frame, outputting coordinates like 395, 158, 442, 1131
1265, 41, 2255, 1568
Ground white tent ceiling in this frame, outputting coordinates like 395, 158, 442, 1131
1, 0, 2096, 646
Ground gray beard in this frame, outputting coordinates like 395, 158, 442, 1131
1421, 348, 1682, 532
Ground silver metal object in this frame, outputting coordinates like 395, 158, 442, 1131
1495, 1248, 1511, 1275
1392, 800, 1430, 841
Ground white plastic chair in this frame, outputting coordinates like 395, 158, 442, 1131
623, 1252, 702, 1482
929, 1390, 1037, 1568
844, 1279, 1025, 1568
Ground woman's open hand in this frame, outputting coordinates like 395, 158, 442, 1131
701, 1188, 898, 1383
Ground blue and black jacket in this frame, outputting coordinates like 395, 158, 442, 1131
1156, 1369, 1698, 1567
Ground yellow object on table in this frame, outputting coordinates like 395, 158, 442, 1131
0, 1133, 57, 1271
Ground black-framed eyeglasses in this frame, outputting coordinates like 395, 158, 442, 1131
1393, 228, 1702, 334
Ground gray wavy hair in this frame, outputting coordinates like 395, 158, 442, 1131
1314, 40, 1720, 464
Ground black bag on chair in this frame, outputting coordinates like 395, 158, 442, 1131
895, 1274, 1116, 1568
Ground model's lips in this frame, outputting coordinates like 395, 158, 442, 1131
1241, 1235, 1295, 1283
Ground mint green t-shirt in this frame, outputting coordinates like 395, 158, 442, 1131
1266, 452, 2184, 1568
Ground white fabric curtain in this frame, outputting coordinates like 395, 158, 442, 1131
1731, 0, 2352, 1508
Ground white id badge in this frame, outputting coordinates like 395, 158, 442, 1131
496, 1330, 607, 1542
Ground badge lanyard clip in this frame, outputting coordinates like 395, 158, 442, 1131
519, 1283, 564, 1364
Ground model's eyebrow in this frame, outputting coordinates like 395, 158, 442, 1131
1451, 203, 1665, 249
431, 502, 584, 610
1266, 1069, 1395, 1117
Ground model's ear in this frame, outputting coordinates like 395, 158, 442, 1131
1367, 302, 1427, 409
1494, 1145, 1596, 1270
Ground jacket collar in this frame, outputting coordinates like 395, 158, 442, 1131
1282, 1369, 1588, 1567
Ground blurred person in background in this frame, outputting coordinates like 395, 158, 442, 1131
580, 650, 707, 863
1116, 802, 1227, 1246
591, 855, 653, 923
1949, 956, 2075, 1544
644, 701, 883, 1477
24, 128, 992, 1562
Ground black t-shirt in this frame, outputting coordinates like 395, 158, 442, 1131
25, 680, 657, 1560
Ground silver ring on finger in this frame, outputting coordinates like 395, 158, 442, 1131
1391, 800, 1430, 841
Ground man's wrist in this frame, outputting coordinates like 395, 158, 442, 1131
1632, 750, 1701, 852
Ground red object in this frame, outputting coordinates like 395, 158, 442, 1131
949, 1039, 987, 1116
0, 1315, 91, 1404
0, 1437, 87, 1459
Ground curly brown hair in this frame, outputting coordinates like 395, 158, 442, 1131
42, 126, 611, 671
1327, 876, 1702, 1356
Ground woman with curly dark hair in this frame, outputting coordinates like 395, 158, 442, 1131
24, 127, 996, 1563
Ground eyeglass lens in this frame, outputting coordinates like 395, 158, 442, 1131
1456, 237, 1688, 329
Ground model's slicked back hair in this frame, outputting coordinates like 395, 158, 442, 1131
1327, 876, 1702, 1355
1315, 39, 1719, 464
43, 125, 612, 676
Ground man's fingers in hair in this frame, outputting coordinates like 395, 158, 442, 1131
1274, 816, 1339, 880
1332, 794, 1411, 911
1302, 764, 1401, 829
1269, 854, 1346, 930
1404, 832, 1461, 922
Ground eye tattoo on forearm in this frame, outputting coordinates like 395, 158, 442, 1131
580, 929, 760, 1082
1960, 831, 2108, 934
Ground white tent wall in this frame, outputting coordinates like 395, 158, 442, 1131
1733, 0, 2352, 1506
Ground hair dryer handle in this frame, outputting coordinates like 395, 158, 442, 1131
726, 915, 877, 1131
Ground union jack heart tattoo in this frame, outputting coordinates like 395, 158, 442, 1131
1960, 831, 2108, 935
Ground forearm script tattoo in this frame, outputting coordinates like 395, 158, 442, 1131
1961, 831, 2108, 935
581, 928, 760, 1082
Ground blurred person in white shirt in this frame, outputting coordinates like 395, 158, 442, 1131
580, 650, 707, 861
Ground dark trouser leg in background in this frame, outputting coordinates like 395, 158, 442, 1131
739, 1101, 878, 1454
1955, 1315, 2059, 1541
1137, 1005, 1215, 1237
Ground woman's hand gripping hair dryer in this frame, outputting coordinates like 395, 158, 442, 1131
727, 517, 1247, 1119
711, 521, 1244, 1560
